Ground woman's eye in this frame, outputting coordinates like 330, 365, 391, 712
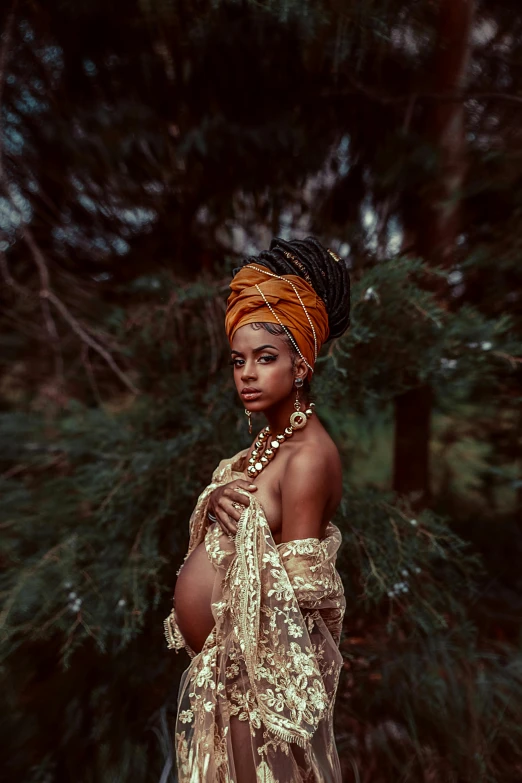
229, 355, 277, 367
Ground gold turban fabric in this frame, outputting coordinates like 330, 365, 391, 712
224, 265, 329, 375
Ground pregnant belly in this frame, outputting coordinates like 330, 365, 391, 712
174, 542, 216, 654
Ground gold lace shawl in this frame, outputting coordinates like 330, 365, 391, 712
163, 449, 346, 780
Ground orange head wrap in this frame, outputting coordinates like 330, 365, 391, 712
225, 264, 329, 377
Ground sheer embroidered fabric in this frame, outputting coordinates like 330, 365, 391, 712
163, 449, 346, 782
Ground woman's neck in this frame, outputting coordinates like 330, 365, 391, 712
262, 396, 310, 436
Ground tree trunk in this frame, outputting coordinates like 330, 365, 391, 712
393, 384, 434, 509
393, 0, 475, 509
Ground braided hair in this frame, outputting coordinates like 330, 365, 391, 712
233, 236, 351, 391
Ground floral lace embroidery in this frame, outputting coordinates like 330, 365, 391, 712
164, 448, 346, 782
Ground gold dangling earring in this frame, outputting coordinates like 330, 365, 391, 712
294, 376, 304, 408
294, 389, 301, 413
290, 377, 307, 429
245, 408, 252, 435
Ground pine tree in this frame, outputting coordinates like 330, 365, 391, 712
1, 1, 522, 781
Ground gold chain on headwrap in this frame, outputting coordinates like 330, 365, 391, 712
246, 264, 318, 374
281, 251, 313, 286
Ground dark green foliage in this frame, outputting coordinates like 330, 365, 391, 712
2, 269, 521, 782
1, 0, 522, 781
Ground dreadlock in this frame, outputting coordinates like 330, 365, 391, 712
234, 235, 351, 339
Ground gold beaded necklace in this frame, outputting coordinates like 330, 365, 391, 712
246, 401, 315, 479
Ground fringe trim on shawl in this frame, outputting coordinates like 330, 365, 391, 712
163, 608, 185, 651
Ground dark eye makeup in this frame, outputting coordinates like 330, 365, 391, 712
229, 354, 278, 367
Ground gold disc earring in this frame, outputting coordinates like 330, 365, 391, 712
290, 378, 307, 429
245, 408, 252, 435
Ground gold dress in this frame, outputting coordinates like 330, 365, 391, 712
163, 449, 346, 782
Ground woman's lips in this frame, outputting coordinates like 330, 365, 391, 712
241, 390, 262, 400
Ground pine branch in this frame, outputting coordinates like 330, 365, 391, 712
0, 4, 139, 395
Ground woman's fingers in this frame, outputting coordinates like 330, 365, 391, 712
211, 479, 257, 537
226, 490, 252, 508
223, 486, 255, 507
215, 506, 236, 536
234, 480, 258, 492
219, 497, 243, 525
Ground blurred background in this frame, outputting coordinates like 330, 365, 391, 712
1, 1, 522, 781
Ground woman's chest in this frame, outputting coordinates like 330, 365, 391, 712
253, 478, 283, 541
236, 450, 289, 542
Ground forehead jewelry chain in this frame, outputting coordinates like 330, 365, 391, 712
246, 264, 318, 374
248, 264, 318, 361
253, 283, 314, 374
246, 402, 315, 479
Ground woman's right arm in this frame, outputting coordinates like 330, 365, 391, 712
207, 479, 257, 537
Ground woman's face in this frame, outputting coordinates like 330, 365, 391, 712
230, 324, 301, 412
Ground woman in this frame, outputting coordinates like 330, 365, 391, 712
164, 236, 351, 782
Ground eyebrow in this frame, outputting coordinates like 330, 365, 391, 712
230, 344, 279, 356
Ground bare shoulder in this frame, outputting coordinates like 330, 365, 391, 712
278, 429, 343, 541
283, 428, 343, 504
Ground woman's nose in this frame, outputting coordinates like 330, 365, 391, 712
241, 360, 257, 381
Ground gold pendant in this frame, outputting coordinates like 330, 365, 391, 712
289, 411, 307, 429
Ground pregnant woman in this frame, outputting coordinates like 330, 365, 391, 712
164, 236, 350, 782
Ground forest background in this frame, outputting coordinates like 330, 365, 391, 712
1, 1, 522, 781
